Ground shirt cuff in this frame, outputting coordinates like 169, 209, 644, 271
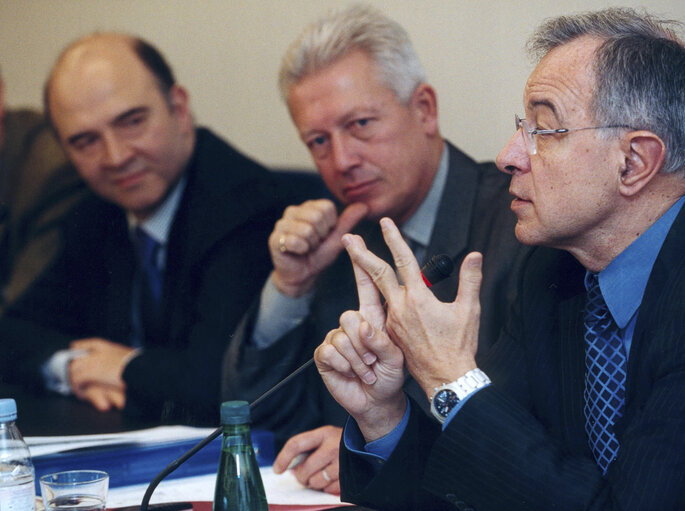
41, 349, 88, 395
251, 275, 315, 349
343, 396, 411, 468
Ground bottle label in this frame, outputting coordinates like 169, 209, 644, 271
0, 480, 36, 511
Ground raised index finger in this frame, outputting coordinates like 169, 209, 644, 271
378, 218, 423, 291
342, 233, 400, 309
344, 239, 385, 331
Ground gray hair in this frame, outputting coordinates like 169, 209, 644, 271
278, 4, 425, 104
528, 7, 685, 174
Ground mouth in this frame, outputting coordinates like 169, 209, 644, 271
113, 170, 147, 189
509, 188, 532, 210
511, 197, 531, 208
342, 179, 380, 201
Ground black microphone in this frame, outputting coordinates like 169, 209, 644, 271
420, 254, 454, 287
138, 253, 455, 511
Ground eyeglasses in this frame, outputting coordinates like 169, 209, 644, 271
515, 114, 633, 155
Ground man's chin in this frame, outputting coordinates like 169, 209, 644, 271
359, 203, 386, 223
109, 194, 164, 221
514, 223, 542, 247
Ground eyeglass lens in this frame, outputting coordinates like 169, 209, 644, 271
515, 115, 536, 154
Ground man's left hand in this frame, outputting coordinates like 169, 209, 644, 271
272, 425, 342, 495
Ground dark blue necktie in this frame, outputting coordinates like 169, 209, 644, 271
134, 227, 163, 338
583, 272, 627, 474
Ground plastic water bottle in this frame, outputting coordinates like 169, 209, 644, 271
213, 401, 267, 511
0, 399, 35, 511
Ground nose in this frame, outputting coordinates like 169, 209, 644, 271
330, 132, 361, 173
101, 131, 133, 168
496, 130, 530, 175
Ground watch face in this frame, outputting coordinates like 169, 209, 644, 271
433, 389, 459, 417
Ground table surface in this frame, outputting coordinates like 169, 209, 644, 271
1, 383, 163, 436
1, 385, 374, 511
190, 501, 359, 511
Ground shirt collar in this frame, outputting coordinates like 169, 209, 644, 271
128, 176, 187, 245
597, 195, 685, 328
400, 144, 449, 248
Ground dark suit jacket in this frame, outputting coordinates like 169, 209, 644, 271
340, 203, 685, 511
223, 141, 527, 447
0, 109, 88, 313
0, 128, 311, 424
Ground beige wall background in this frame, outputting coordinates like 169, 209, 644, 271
1, 1, 683, 169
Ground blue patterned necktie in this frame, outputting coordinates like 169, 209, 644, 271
583, 272, 627, 474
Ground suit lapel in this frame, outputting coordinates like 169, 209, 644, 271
163, 130, 277, 339
556, 292, 591, 456
526, 250, 589, 457
101, 208, 137, 342
425, 143, 479, 302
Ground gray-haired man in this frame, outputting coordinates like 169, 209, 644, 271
223, 4, 525, 494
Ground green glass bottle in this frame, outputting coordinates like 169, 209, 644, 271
213, 401, 268, 511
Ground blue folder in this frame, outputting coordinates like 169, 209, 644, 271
32, 429, 274, 492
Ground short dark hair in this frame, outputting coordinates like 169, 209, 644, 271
131, 36, 176, 96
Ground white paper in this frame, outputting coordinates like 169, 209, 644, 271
27, 427, 347, 506
106, 468, 345, 507
26, 426, 216, 457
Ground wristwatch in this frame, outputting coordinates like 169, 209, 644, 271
430, 368, 491, 423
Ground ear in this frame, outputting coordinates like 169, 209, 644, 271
168, 84, 193, 133
409, 83, 439, 137
617, 130, 666, 197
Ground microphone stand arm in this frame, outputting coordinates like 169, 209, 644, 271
138, 253, 451, 511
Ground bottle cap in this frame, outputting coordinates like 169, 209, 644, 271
220, 400, 251, 425
0, 398, 18, 421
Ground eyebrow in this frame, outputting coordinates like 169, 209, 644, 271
65, 107, 149, 146
299, 106, 379, 141
66, 130, 95, 147
113, 106, 149, 124
528, 99, 560, 118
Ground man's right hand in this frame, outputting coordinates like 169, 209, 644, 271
68, 337, 131, 411
73, 383, 126, 411
269, 199, 368, 297
314, 248, 406, 443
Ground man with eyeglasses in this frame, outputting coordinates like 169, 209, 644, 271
316, 7, 685, 510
